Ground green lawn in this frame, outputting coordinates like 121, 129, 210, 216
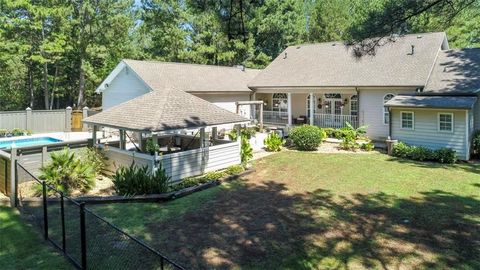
0, 206, 72, 270
92, 152, 480, 269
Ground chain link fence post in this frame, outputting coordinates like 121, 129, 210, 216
80, 202, 87, 269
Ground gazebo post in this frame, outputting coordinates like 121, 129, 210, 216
200, 127, 206, 148
211, 127, 218, 142
138, 132, 143, 151
119, 129, 125, 150
92, 125, 98, 146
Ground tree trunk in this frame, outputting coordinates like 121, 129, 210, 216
41, 22, 50, 109
77, 60, 85, 108
28, 62, 34, 108
49, 66, 58, 110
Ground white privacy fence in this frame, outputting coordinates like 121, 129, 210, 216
0, 107, 93, 133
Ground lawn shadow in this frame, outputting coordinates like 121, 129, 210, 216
95, 179, 480, 269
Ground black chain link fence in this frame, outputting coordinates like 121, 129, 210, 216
15, 162, 184, 270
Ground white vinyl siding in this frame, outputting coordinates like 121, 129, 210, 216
358, 88, 415, 140
391, 109, 469, 160
194, 93, 251, 114
102, 67, 150, 110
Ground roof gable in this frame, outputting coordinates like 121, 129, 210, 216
83, 89, 248, 132
249, 32, 447, 88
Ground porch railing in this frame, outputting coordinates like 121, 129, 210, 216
262, 110, 289, 125
313, 114, 358, 129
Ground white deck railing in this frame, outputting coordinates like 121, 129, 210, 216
313, 114, 358, 129
262, 110, 289, 125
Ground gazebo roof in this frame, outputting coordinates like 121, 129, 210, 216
83, 89, 248, 132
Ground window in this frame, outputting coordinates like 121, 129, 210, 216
272, 93, 288, 112
383, 94, 395, 125
306, 94, 316, 117
401, 111, 414, 130
350, 95, 358, 116
438, 113, 453, 132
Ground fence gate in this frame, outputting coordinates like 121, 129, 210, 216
71, 110, 83, 132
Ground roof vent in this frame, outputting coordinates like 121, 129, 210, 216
283, 52, 288, 59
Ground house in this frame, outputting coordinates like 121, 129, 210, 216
96, 59, 260, 118
98, 32, 480, 160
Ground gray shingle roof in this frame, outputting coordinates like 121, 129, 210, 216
384, 94, 477, 109
123, 59, 260, 93
83, 89, 249, 132
249, 32, 447, 88
424, 48, 480, 94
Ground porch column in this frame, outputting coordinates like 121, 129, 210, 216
287, 93, 292, 126
92, 125, 98, 146
259, 103, 264, 132
309, 93, 314, 125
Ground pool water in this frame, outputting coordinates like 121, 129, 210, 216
0, 137, 62, 149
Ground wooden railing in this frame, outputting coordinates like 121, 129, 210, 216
313, 114, 358, 129
262, 110, 289, 124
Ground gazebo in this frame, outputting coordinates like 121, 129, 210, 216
83, 89, 249, 181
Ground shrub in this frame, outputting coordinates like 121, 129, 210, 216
434, 148, 458, 164
81, 147, 107, 175
145, 138, 160, 154
228, 127, 256, 141
392, 142, 412, 158
0, 129, 7, 137
472, 130, 480, 156
263, 132, 284, 152
360, 142, 375, 151
392, 142, 457, 164
113, 163, 170, 195
203, 171, 228, 181
289, 125, 324, 151
11, 128, 25, 136
39, 148, 96, 195
324, 128, 336, 138
241, 136, 253, 164
225, 165, 245, 175
339, 129, 359, 151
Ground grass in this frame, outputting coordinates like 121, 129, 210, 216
91, 152, 480, 269
0, 206, 72, 270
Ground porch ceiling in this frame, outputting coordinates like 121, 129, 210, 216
253, 87, 357, 94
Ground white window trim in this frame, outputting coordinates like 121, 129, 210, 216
383, 93, 395, 125
437, 112, 454, 133
400, 111, 415, 130
350, 95, 358, 116
306, 94, 316, 116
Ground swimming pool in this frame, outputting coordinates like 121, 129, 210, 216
0, 137, 63, 149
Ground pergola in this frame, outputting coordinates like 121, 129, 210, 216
83, 88, 249, 152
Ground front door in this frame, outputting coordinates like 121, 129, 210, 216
324, 94, 343, 128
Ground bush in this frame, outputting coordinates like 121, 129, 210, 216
241, 136, 253, 164
39, 148, 96, 195
289, 125, 324, 151
339, 129, 359, 151
392, 142, 457, 164
145, 138, 160, 154
324, 128, 336, 138
263, 132, 284, 152
203, 171, 228, 181
472, 130, 480, 156
225, 165, 245, 175
11, 128, 25, 136
434, 148, 458, 164
113, 163, 170, 195
0, 129, 7, 137
360, 142, 375, 151
228, 127, 256, 141
80, 147, 107, 175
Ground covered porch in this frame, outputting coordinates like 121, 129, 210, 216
252, 91, 359, 129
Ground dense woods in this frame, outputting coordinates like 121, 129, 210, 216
0, 0, 478, 110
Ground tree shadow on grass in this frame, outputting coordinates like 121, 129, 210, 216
94, 178, 480, 270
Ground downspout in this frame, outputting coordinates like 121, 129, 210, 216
388, 107, 392, 138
